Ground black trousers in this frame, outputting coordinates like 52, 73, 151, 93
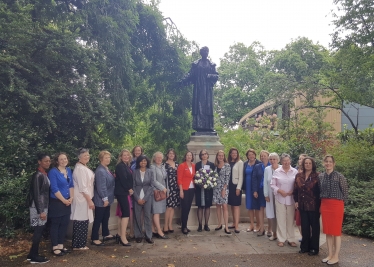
91, 206, 111, 240
180, 188, 195, 230
300, 210, 320, 252
29, 225, 46, 258
50, 214, 70, 247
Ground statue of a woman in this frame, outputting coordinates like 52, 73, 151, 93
181, 47, 219, 132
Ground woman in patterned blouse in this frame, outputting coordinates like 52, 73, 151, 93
319, 155, 348, 265
293, 157, 320, 256
163, 149, 179, 233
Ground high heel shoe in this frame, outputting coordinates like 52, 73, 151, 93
119, 238, 131, 246
257, 230, 265, 236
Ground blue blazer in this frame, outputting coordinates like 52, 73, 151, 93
93, 164, 115, 207
252, 162, 271, 194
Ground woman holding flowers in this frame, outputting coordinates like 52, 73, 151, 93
195, 149, 216, 232
177, 151, 196, 235
213, 150, 231, 234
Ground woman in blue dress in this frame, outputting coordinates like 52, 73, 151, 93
252, 150, 271, 236
244, 149, 260, 232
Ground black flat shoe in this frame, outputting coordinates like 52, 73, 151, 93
136, 238, 143, 243
163, 229, 169, 234
299, 249, 309, 254
308, 250, 318, 256
182, 228, 188, 235
224, 229, 232, 235
228, 225, 235, 229
152, 232, 160, 238
197, 225, 202, 232
115, 234, 120, 244
204, 225, 210, 231
215, 225, 222, 231
145, 238, 154, 244
234, 229, 240, 234
158, 234, 169, 239
187, 228, 191, 232
91, 240, 105, 246
168, 229, 174, 233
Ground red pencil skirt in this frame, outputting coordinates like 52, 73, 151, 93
321, 198, 344, 236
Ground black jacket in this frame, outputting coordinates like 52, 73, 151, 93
114, 161, 133, 196
29, 170, 50, 214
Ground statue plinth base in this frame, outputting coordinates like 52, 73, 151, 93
191, 131, 218, 136
186, 132, 224, 163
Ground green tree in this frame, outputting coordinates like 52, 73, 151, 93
216, 42, 268, 127
331, 0, 374, 108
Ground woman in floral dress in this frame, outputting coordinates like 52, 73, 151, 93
163, 148, 180, 233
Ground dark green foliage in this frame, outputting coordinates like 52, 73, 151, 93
329, 133, 374, 237
0, 0, 193, 236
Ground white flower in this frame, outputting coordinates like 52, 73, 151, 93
195, 173, 200, 178
198, 179, 202, 183
214, 182, 217, 186
213, 178, 216, 181
203, 184, 208, 189
207, 180, 211, 184
202, 169, 206, 173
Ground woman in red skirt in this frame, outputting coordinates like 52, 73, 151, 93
319, 155, 348, 265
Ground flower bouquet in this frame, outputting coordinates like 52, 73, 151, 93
194, 168, 218, 190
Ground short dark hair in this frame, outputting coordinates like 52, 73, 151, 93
182, 151, 194, 162
200, 46, 209, 53
302, 157, 317, 173
228, 147, 240, 163
136, 155, 150, 169
198, 149, 209, 160
52, 152, 68, 168
37, 152, 49, 161
131, 146, 144, 158
165, 148, 177, 162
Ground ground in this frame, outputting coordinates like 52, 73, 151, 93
1, 224, 373, 267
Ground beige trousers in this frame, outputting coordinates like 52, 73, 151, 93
275, 200, 295, 243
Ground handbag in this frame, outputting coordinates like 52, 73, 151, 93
153, 165, 167, 202
154, 190, 166, 202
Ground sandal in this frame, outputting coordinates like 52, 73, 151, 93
61, 247, 71, 253
288, 242, 297, 247
52, 249, 64, 256
277, 242, 284, 247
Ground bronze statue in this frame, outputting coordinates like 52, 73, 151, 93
181, 47, 219, 133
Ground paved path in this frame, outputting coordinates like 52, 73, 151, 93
1, 223, 373, 267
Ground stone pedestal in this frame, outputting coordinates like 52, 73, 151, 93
186, 133, 224, 163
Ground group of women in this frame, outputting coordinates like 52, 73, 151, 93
28, 146, 348, 265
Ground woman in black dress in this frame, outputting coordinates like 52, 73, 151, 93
163, 149, 179, 233
195, 149, 216, 231
227, 148, 244, 233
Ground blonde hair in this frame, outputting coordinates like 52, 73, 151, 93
268, 152, 279, 162
117, 149, 132, 165
323, 154, 335, 163
260, 150, 270, 157
214, 150, 227, 166
98, 150, 111, 161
